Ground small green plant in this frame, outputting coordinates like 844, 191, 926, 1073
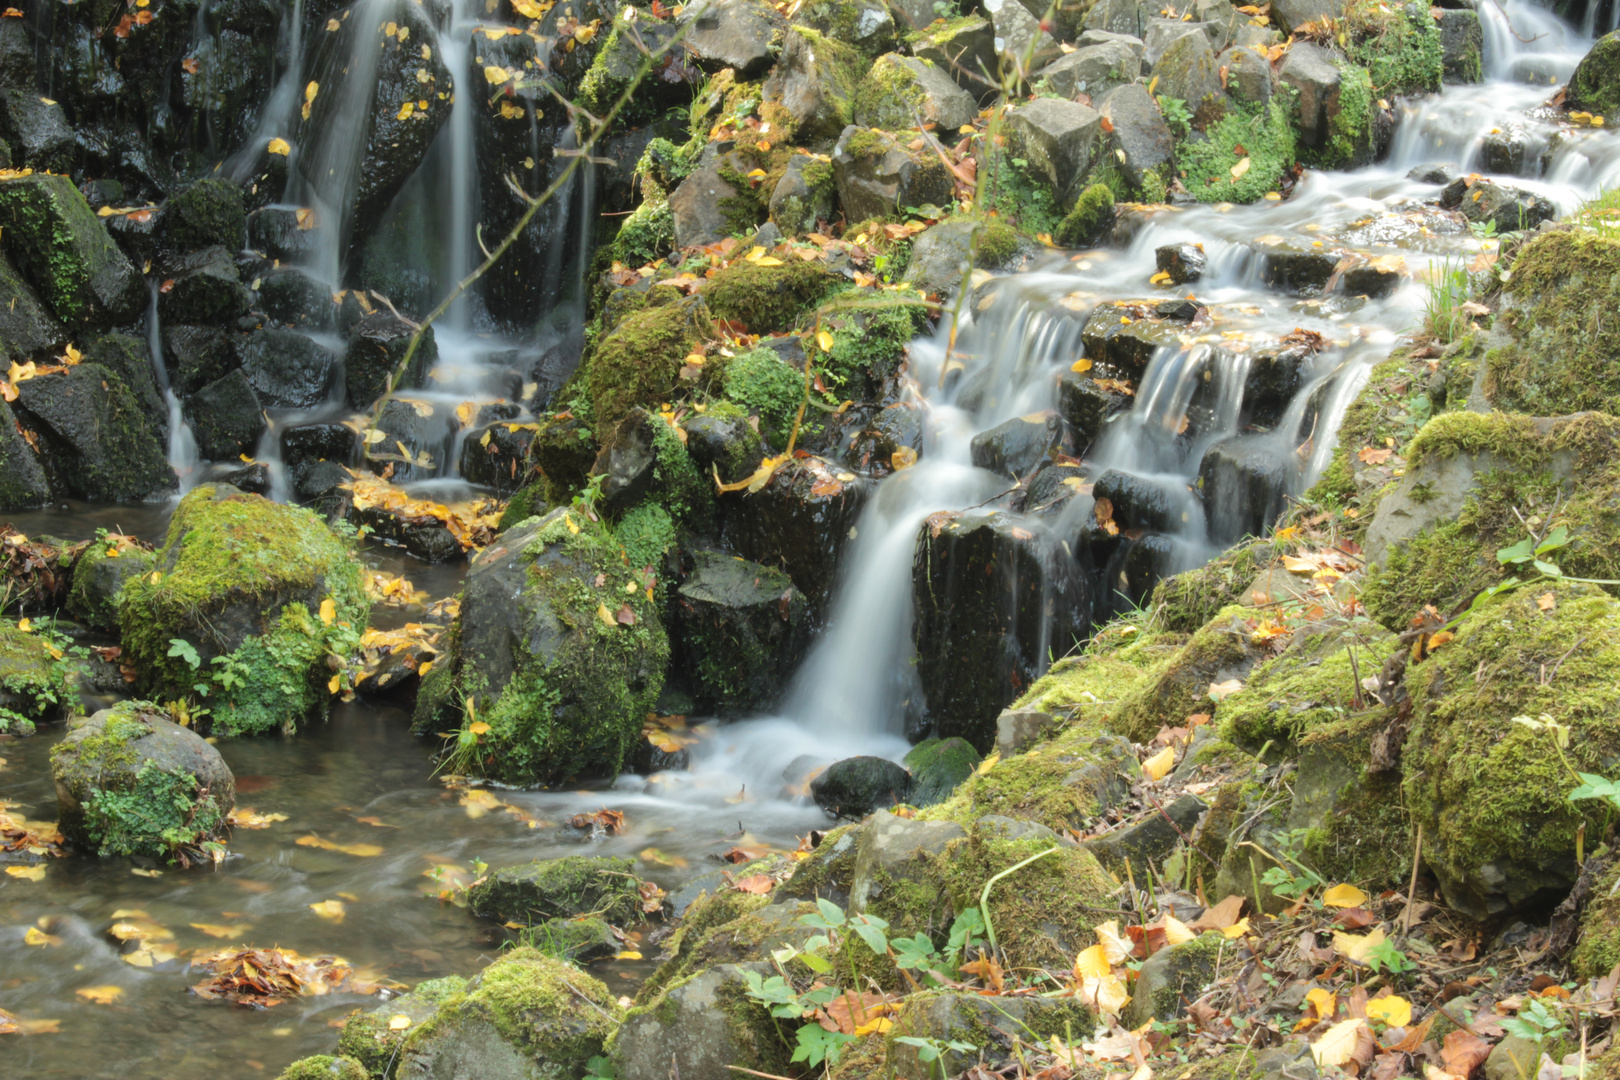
1258, 830, 1327, 901
1465, 524, 1620, 613
1157, 95, 1192, 135
1500, 996, 1570, 1048
895, 1036, 978, 1080
435, 698, 492, 777
582, 1054, 616, 1080
1422, 258, 1472, 344
1363, 938, 1417, 976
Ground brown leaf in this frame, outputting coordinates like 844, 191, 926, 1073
1441, 1030, 1492, 1078
732, 874, 775, 895
1188, 894, 1245, 932
1335, 907, 1378, 929
959, 950, 1005, 993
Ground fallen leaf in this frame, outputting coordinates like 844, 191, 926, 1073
733, 874, 775, 894
1207, 678, 1243, 701
24, 927, 60, 947
1323, 883, 1369, 909
1312, 1018, 1368, 1067
296, 835, 383, 857
1142, 744, 1176, 781
1333, 925, 1387, 964
310, 899, 347, 923
5, 865, 44, 881
1366, 994, 1413, 1028
75, 986, 124, 1005
1442, 1030, 1492, 1078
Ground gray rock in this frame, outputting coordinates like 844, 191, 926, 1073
889, 993, 1098, 1079
669, 142, 746, 250
832, 125, 956, 222
1219, 43, 1276, 104
848, 809, 967, 912
903, 737, 981, 806
0, 172, 143, 329
805, 0, 896, 52
1253, 1041, 1319, 1080
467, 855, 643, 926
0, 399, 49, 511
811, 755, 912, 818
682, 0, 786, 77
1005, 98, 1103, 204
1484, 1035, 1543, 1080
1035, 42, 1141, 101
889, 0, 944, 31
52, 701, 234, 858
769, 154, 835, 236
996, 706, 1057, 755
1441, 176, 1555, 233
1122, 932, 1228, 1027
900, 217, 979, 295
1079, 28, 1147, 58
1143, 17, 1209, 65
1193, 0, 1244, 47
983, 0, 1061, 69
0, 89, 74, 173
0, 249, 64, 363
857, 53, 977, 130
1279, 42, 1343, 154
1085, 0, 1148, 38
1480, 125, 1530, 175
1150, 29, 1224, 109
1086, 793, 1209, 874
1098, 83, 1174, 188
1438, 8, 1483, 83
762, 27, 860, 144
1269, 0, 1345, 35
612, 964, 787, 1080
909, 15, 999, 96
1251, 234, 1340, 294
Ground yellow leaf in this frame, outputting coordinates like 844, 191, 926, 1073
1311, 1018, 1367, 1067
1230, 155, 1252, 181
468, 721, 491, 736
499, 101, 524, 119
1161, 915, 1195, 945
598, 603, 617, 628
746, 246, 766, 261
1322, 883, 1368, 909
296, 835, 383, 857
1095, 920, 1133, 964
816, 329, 835, 352
6, 865, 44, 880
1142, 744, 1175, 781
328, 673, 342, 695
16, 617, 30, 632
1071, 357, 1093, 373
565, 514, 580, 534
976, 751, 1000, 775
1305, 987, 1336, 1018
389, 1015, 413, 1031
1366, 995, 1412, 1028
614, 950, 643, 960
854, 1017, 893, 1036
1150, 271, 1173, 285
190, 923, 247, 939
319, 598, 336, 625
24, 927, 60, 946
1074, 943, 1112, 979
1222, 917, 1251, 938
309, 899, 347, 923
75, 986, 124, 1005
397, 101, 415, 120
305, 80, 319, 102
755, 256, 784, 266
1332, 925, 1386, 964
418, 660, 433, 677
484, 65, 510, 83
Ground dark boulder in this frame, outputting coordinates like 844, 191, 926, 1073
0, 399, 50, 510
86, 333, 165, 430
0, 173, 144, 328
723, 455, 869, 612
13, 364, 173, 501
257, 266, 336, 330
1156, 242, 1205, 284
162, 324, 238, 396
183, 369, 266, 461
1058, 369, 1134, 450
1440, 177, 1555, 234
345, 312, 434, 408
682, 409, 765, 486
0, 250, 66, 363
460, 420, 538, 497
969, 411, 1066, 479
161, 178, 248, 253
247, 206, 320, 261
674, 550, 810, 712
811, 755, 912, 818
1199, 435, 1293, 545
903, 737, 981, 807
1568, 29, 1620, 115
238, 328, 338, 409
157, 246, 252, 324
0, 90, 75, 173
682, 0, 785, 77
833, 125, 956, 222
366, 396, 454, 483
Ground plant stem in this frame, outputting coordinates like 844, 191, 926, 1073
979, 846, 1060, 956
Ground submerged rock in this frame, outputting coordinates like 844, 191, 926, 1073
412, 508, 668, 786
50, 700, 234, 859
118, 485, 369, 737
468, 855, 645, 926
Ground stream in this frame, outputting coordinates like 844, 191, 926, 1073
5, 0, 1620, 1075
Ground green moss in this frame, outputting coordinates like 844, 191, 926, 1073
1315, 61, 1374, 168
469, 855, 644, 925
607, 200, 675, 268
337, 976, 468, 1079
498, 481, 548, 531
615, 502, 677, 575
1569, 33, 1620, 114
273, 1057, 368, 1080
853, 54, 930, 131
1403, 582, 1620, 913
116, 486, 367, 736
704, 257, 840, 334
1215, 627, 1398, 749
1177, 95, 1297, 204
980, 145, 1065, 236
721, 347, 806, 448
1150, 539, 1281, 633
1342, 0, 1444, 95
1053, 183, 1116, 248
1294, 714, 1412, 892
1134, 933, 1228, 1023
1486, 229, 1620, 417
820, 289, 930, 397
779, 822, 861, 901
971, 218, 1020, 266
1405, 409, 1545, 467
1113, 607, 1257, 743
0, 622, 75, 733
404, 948, 621, 1073
1572, 860, 1620, 978
586, 299, 710, 434
1012, 621, 1178, 719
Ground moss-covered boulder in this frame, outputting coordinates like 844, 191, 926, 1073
703, 257, 840, 334
398, 949, 622, 1079
1122, 932, 1229, 1028
1342, 0, 1444, 95
411, 507, 668, 786
1571, 859, 1620, 979
49, 700, 234, 860
337, 975, 468, 1080
904, 737, 980, 807
0, 172, 144, 327
162, 177, 247, 252
1112, 607, 1263, 744
1054, 182, 1116, 248
117, 485, 368, 737
636, 897, 812, 1005
762, 26, 863, 144
67, 531, 153, 633
519, 916, 621, 963
674, 550, 810, 711
1403, 582, 1620, 917
273, 1057, 368, 1080
612, 962, 790, 1080
467, 855, 644, 927
0, 621, 73, 735
1176, 96, 1297, 204
586, 295, 711, 434
1214, 623, 1398, 749
1150, 539, 1280, 633
887, 992, 1096, 1080
1569, 30, 1620, 115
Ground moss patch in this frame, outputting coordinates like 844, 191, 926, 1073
1177, 95, 1297, 204
586, 298, 711, 434
1342, 0, 1444, 95
1054, 183, 1116, 248
1215, 625, 1398, 749
704, 258, 841, 334
721, 347, 805, 448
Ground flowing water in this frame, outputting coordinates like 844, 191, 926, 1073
7, 1, 1620, 1074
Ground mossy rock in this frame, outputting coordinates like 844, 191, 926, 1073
398, 948, 622, 1079
0, 620, 74, 734
637, 898, 813, 1005
1569, 30, 1620, 115
411, 507, 668, 786
273, 1057, 368, 1080
1113, 607, 1263, 743
49, 700, 234, 861
1054, 182, 1116, 248
904, 737, 981, 807
518, 916, 621, 963
1342, 0, 1444, 95
1123, 932, 1229, 1028
585, 295, 712, 434
117, 484, 369, 737
887, 992, 1096, 1080
1215, 624, 1399, 749
1150, 538, 1280, 633
66, 533, 153, 633
1403, 582, 1620, 917
1176, 95, 1298, 204
336, 975, 468, 1080
719, 346, 805, 450
1011, 621, 1180, 725
1571, 858, 1620, 979
1290, 711, 1411, 892
778, 821, 862, 904
467, 855, 644, 927
704, 257, 841, 334
0, 171, 144, 326
611, 963, 791, 1080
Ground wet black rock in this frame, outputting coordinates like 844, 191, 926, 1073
682, 410, 765, 486
0, 19, 32, 88
1199, 435, 1293, 545
811, 755, 913, 818
1440, 176, 1556, 234
1059, 369, 1134, 452
345, 312, 434, 409
723, 455, 869, 613
1156, 243, 1206, 284
0, 173, 144, 328
368, 397, 454, 483
0, 399, 50, 511
1253, 237, 1338, 294
1097, 530, 1184, 616
163, 325, 239, 397
1094, 468, 1200, 533
969, 411, 1067, 479
1480, 125, 1531, 176
903, 737, 981, 807
247, 207, 319, 262
183, 369, 266, 462
912, 510, 1090, 750
0, 250, 66, 363
674, 550, 810, 712
1337, 254, 1406, 299
157, 246, 252, 324
86, 333, 165, 432
1408, 162, 1454, 184
1022, 461, 1089, 514
1080, 304, 1184, 372
256, 267, 335, 330
219, 461, 273, 497
461, 421, 538, 497
1242, 342, 1310, 429
14, 365, 174, 501
238, 328, 337, 409
0, 90, 75, 173
162, 178, 248, 253
592, 408, 661, 515
1438, 8, 1484, 83
282, 424, 357, 496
